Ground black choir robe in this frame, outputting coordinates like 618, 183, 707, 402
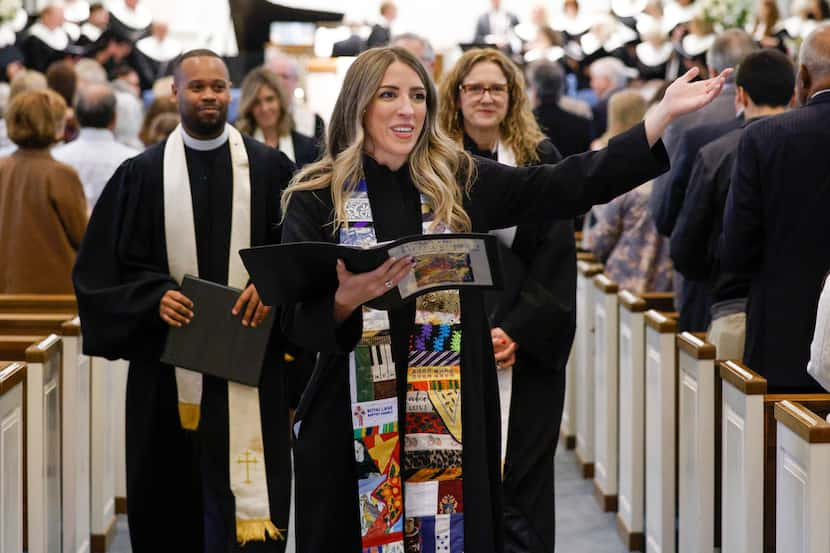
465, 136, 577, 553
280, 123, 668, 553
73, 135, 303, 552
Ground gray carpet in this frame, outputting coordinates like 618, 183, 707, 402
109, 442, 628, 552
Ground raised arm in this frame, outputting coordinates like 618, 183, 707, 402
471, 68, 731, 231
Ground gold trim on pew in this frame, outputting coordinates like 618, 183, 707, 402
644, 310, 677, 332
719, 360, 767, 395
0, 361, 26, 395
676, 332, 716, 359
577, 260, 603, 277
774, 400, 830, 444
593, 273, 619, 293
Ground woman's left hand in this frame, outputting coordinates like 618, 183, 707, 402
645, 67, 734, 146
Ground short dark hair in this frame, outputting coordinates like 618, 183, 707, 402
75, 85, 117, 128
172, 49, 225, 84
735, 49, 795, 107
529, 60, 565, 103
89, 2, 105, 13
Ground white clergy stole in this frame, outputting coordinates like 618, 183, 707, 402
163, 124, 283, 544
253, 127, 295, 163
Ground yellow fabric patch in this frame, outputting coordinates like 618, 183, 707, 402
178, 402, 200, 430
236, 518, 285, 545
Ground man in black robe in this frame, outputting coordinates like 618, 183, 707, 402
74, 49, 301, 552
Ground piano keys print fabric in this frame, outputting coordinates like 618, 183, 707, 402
342, 180, 465, 553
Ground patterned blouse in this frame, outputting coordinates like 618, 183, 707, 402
583, 180, 673, 293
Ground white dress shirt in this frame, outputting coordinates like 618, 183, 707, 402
52, 128, 140, 210
808, 275, 830, 392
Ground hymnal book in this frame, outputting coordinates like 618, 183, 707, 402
240, 233, 504, 309
160, 275, 274, 386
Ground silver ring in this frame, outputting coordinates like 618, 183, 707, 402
384, 280, 393, 289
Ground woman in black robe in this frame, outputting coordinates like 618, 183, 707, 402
437, 47, 576, 553
280, 46, 729, 553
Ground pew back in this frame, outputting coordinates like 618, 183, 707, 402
593, 273, 619, 510
644, 310, 678, 553
617, 292, 675, 550
0, 295, 76, 315
0, 361, 25, 553
676, 332, 718, 553
576, 261, 603, 476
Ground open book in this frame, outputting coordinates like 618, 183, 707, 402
240, 233, 504, 309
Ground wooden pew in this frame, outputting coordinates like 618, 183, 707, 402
676, 332, 719, 553
774, 400, 830, 553
0, 361, 26, 552
593, 273, 620, 511
0, 294, 76, 314
720, 363, 830, 553
575, 260, 603, 477
616, 292, 675, 550
643, 310, 678, 553
560, 251, 598, 450
0, 334, 64, 553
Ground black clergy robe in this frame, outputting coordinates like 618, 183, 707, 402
465, 136, 577, 553
281, 123, 668, 553
18, 30, 70, 73
73, 134, 303, 553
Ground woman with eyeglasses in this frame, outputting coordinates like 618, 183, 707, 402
437, 47, 575, 553
280, 46, 729, 553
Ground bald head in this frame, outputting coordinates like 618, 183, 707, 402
75, 83, 117, 129
797, 23, 830, 104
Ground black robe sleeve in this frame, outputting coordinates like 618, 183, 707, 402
72, 149, 177, 361
280, 189, 363, 354
470, 122, 669, 230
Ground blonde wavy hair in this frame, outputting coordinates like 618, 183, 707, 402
438, 48, 546, 166
236, 67, 293, 138
282, 47, 475, 234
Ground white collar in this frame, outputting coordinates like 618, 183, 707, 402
108, 0, 153, 30
181, 124, 230, 151
28, 22, 70, 52
810, 89, 830, 100
136, 35, 182, 62
64, 0, 90, 23
78, 127, 116, 141
636, 41, 674, 66
80, 22, 103, 41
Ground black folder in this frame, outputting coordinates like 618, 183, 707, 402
160, 275, 274, 386
240, 233, 504, 310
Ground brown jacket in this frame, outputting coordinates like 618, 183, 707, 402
0, 149, 87, 293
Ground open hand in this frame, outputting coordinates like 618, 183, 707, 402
645, 67, 734, 145
333, 256, 415, 322
492, 327, 518, 369
232, 284, 271, 328
160, 290, 193, 328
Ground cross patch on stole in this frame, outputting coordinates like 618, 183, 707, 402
237, 449, 259, 484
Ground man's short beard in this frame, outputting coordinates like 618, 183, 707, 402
182, 111, 227, 137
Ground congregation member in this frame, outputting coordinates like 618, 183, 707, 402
649, 28, 756, 331
367, 1, 398, 49
19, 3, 75, 73
588, 56, 634, 138
46, 59, 80, 141
138, 94, 178, 146
73, 49, 299, 552
391, 32, 436, 75
77, 2, 109, 46
474, 0, 520, 50
584, 89, 673, 293
75, 57, 144, 148
108, 0, 152, 42
438, 47, 577, 553
134, 20, 182, 88
280, 45, 727, 553
265, 53, 326, 143
0, 89, 86, 293
670, 49, 794, 359
528, 60, 592, 158
721, 24, 830, 393
236, 67, 321, 169
53, 83, 140, 210
808, 273, 830, 391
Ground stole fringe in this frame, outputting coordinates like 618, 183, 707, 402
178, 402, 201, 430
236, 519, 285, 545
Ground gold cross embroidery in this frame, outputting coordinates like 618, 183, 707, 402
237, 450, 258, 484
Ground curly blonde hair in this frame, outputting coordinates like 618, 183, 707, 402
282, 47, 475, 234
438, 48, 546, 166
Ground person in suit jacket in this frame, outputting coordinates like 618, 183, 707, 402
670, 49, 794, 358
236, 67, 322, 170
528, 60, 592, 158
367, 2, 397, 48
721, 24, 830, 393
474, 0, 520, 47
438, 47, 576, 553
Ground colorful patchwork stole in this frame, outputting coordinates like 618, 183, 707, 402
343, 180, 465, 553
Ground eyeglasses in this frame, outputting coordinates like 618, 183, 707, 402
459, 83, 509, 99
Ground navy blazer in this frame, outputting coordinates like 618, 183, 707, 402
722, 92, 830, 392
